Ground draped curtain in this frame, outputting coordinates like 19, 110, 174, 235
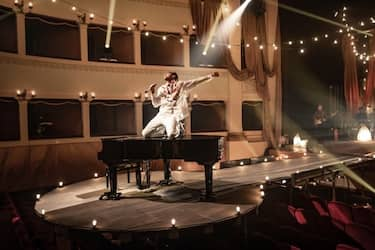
342, 35, 360, 113
189, 0, 282, 148
364, 30, 375, 106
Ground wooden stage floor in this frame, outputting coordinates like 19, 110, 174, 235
34, 152, 363, 233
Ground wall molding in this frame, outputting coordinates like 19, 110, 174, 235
0, 52, 228, 78
127, 0, 189, 8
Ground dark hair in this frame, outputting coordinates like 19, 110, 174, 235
166, 72, 178, 81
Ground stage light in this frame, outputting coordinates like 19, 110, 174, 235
288, 41, 293, 45
282, 179, 286, 184
296, 170, 300, 174
299, 48, 305, 54
313, 37, 319, 42
162, 36, 167, 40
324, 34, 328, 38
92, 219, 97, 228
28, 2, 33, 10
36, 194, 41, 200
132, 19, 139, 30
90, 92, 96, 99
52, 0, 56, 2
202, 51, 207, 56
236, 206, 241, 214
211, 43, 216, 48
333, 40, 338, 44
260, 191, 265, 197
339, 29, 343, 33
246, 43, 250, 47
179, 38, 184, 43
264, 158, 268, 162
342, 18, 346, 22
259, 45, 264, 50
240, 161, 244, 166
142, 21, 147, 28
265, 176, 269, 181
94, 173, 98, 178
360, 21, 365, 26
89, 13, 95, 20
71, 6, 76, 11
58, 181, 63, 187
254, 36, 258, 41
357, 125, 372, 142
299, 40, 304, 44
177, 166, 182, 171
260, 184, 264, 190
343, 6, 347, 11
320, 165, 323, 169
171, 218, 176, 227
127, 27, 132, 31
41, 209, 45, 215
145, 31, 149, 36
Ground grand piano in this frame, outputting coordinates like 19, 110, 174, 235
98, 135, 224, 200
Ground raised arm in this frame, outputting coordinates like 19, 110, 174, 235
182, 72, 219, 91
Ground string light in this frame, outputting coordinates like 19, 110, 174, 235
299, 40, 304, 44
313, 37, 319, 42
299, 48, 305, 54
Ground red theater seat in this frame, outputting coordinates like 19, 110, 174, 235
310, 196, 329, 217
336, 243, 360, 250
328, 201, 353, 231
288, 205, 307, 225
345, 223, 375, 250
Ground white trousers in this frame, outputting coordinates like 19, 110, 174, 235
142, 112, 178, 138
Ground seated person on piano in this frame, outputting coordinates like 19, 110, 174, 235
142, 71, 219, 139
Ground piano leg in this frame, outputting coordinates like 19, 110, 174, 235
203, 164, 214, 201
99, 165, 121, 200
159, 159, 172, 185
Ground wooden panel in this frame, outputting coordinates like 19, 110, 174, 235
28, 99, 82, 139
0, 97, 19, 141
90, 100, 136, 136
242, 101, 263, 131
0, 6, 17, 53
191, 101, 226, 132
141, 31, 183, 66
88, 24, 134, 63
25, 13, 80, 60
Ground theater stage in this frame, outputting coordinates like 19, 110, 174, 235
34, 150, 370, 234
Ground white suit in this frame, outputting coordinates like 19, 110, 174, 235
142, 74, 213, 138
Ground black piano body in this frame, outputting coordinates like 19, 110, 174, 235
98, 135, 223, 200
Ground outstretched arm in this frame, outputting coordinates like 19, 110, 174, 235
183, 72, 219, 91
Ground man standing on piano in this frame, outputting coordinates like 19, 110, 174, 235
142, 71, 219, 139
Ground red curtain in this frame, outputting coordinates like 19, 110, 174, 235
364, 31, 375, 106
342, 35, 360, 113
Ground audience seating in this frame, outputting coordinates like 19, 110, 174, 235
345, 222, 375, 250
328, 201, 353, 231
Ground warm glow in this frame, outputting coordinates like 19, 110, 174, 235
357, 125, 372, 142
236, 206, 240, 213
92, 219, 97, 227
171, 218, 176, 226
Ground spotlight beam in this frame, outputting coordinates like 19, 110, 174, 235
203, 0, 253, 55
105, 0, 117, 48
266, 0, 372, 37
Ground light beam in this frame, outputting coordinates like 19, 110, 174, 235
105, 0, 117, 48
